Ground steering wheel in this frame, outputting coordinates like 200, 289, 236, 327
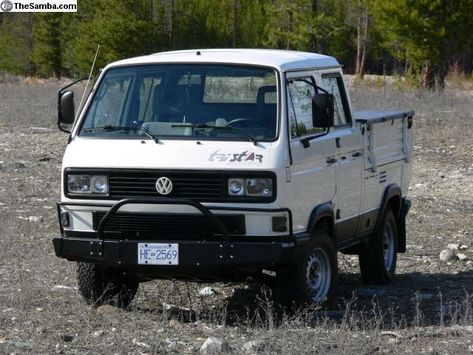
225, 118, 266, 127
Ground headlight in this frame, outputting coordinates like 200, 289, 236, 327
245, 178, 272, 197
67, 174, 108, 194
227, 177, 273, 197
228, 178, 245, 196
91, 175, 108, 193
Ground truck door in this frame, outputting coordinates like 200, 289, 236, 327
319, 73, 363, 243
285, 72, 337, 233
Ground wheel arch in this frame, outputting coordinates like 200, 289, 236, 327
376, 184, 405, 252
307, 202, 335, 241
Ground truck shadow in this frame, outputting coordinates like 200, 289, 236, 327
222, 270, 473, 328
132, 270, 473, 329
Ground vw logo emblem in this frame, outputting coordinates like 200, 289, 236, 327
155, 176, 173, 195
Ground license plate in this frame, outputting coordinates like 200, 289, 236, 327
137, 243, 179, 265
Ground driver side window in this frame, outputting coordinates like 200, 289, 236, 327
287, 77, 323, 137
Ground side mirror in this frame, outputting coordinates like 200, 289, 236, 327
58, 91, 75, 132
312, 92, 334, 129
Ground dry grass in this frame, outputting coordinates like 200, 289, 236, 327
0, 78, 473, 353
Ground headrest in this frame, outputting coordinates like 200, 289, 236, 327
256, 85, 277, 108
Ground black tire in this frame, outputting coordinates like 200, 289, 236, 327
277, 230, 338, 308
359, 206, 398, 285
77, 262, 139, 308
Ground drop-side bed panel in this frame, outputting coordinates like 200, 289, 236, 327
354, 109, 414, 172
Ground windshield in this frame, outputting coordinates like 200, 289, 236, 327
78, 64, 278, 141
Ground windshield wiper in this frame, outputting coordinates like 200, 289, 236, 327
172, 123, 258, 146
81, 125, 159, 143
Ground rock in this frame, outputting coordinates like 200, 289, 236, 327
93, 330, 104, 337
30, 127, 55, 134
447, 243, 460, 250
132, 338, 150, 348
167, 340, 178, 349
241, 340, 265, 354
457, 253, 468, 261
12, 340, 35, 348
14, 161, 26, 169
419, 293, 433, 300
459, 245, 469, 250
60, 334, 73, 342
439, 249, 456, 262
38, 155, 53, 162
96, 305, 120, 316
199, 287, 218, 296
200, 337, 230, 354
51, 285, 76, 291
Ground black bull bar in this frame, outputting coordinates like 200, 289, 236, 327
96, 197, 230, 242
53, 198, 296, 271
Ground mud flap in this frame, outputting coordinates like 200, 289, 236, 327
397, 198, 411, 253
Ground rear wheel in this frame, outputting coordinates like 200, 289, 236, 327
277, 230, 338, 308
359, 206, 398, 284
77, 262, 139, 308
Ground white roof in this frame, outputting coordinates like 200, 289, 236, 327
106, 49, 340, 72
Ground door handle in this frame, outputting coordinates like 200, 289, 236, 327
326, 158, 337, 165
352, 152, 362, 157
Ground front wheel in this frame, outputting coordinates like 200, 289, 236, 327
77, 262, 139, 308
359, 206, 398, 285
277, 230, 338, 308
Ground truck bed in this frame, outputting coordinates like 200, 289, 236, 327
353, 109, 414, 171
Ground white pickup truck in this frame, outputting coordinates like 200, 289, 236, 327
53, 49, 413, 308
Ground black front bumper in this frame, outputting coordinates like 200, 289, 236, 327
52, 236, 298, 277
54, 198, 301, 278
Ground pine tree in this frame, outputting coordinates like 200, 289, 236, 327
73, 0, 160, 76
31, 13, 62, 78
369, 0, 473, 90
0, 13, 34, 75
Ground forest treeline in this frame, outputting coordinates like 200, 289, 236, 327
1, 0, 473, 90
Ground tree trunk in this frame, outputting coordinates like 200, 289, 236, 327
287, 10, 293, 50
232, 0, 238, 48
309, 0, 318, 52
164, 0, 174, 49
421, 61, 435, 89
359, 11, 369, 79
355, 4, 369, 79
355, 12, 362, 76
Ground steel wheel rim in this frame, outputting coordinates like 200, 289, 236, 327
383, 222, 395, 271
305, 247, 331, 303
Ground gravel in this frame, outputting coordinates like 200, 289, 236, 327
1, 79, 473, 353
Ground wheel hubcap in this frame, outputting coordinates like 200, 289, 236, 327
305, 248, 331, 303
383, 222, 395, 271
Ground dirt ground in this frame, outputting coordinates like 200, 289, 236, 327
0, 79, 472, 354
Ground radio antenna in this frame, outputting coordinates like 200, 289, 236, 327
78, 44, 101, 113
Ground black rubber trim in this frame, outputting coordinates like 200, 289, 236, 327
355, 111, 415, 124
373, 183, 402, 236
307, 202, 334, 235
75, 63, 282, 144
56, 202, 64, 235
397, 198, 411, 253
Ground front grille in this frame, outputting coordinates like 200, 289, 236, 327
109, 171, 225, 200
93, 212, 245, 237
